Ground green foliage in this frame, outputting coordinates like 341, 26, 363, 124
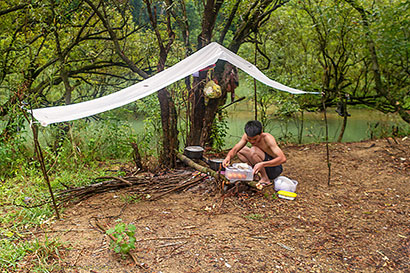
106, 221, 137, 257
244, 213, 265, 221
26, 109, 138, 172
264, 191, 278, 200
0, 133, 32, 180
120, 194, 142, 204
134, 94, 162, 157
0, 235, 64, 272
367, 121, 410, 140
372, 1, 410, 101
82, 112, 136, 161
210, 111, 228, 152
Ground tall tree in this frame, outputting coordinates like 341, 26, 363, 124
0, 0, 146, 139
144, 0, 178, 166
344, 0, 410, 124
300, 0, 358, 141
187, 0, 290, 146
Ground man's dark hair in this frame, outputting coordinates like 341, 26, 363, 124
244, 120, 262, 137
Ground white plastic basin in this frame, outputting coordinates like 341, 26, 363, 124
274, 176, 298, 192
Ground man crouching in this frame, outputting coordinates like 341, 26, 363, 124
222, 120, 286, 187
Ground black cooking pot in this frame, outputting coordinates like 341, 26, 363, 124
184, 146, 204, 159
184, 146, 225, 171
208, 158, 225, 171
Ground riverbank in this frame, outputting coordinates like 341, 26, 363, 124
15, 138, 409, 272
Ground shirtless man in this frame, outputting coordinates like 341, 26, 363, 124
222, 120, 286, 186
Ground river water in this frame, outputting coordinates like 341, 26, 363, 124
7, 97, 407, 150
127, 103, 408, 150
224, 104, 409, 147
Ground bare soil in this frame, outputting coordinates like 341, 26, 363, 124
21, 139, 410, 272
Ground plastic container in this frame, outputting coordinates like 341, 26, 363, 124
225, 164, 253, 182
274, 176, 298, 192
277, 190, 297, 200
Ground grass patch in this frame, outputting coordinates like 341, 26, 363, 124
244, 213, 265, 221
120, 193, 142, 204
0, 161, 113, 272
0, 235, 66, 272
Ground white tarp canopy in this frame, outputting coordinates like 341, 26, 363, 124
32, 42, 318, 126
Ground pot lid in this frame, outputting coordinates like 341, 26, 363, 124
185, 146, 204, 152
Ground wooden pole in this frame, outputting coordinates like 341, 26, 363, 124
21, 103, 60, 219
321, 92, 331, 186
253, 33, 258, 121
176, 152, 220, 178
31, 123, 60, 218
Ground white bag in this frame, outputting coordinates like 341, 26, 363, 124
274, 176, 298, 192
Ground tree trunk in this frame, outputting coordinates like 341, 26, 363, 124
157, 88, 178, 167
187, 62, 237, 147
200, 62, 236, 145
337, 112, 347, 143
337, 96, 348, 142
187, 0, 290, 147
144, 0, 178, 167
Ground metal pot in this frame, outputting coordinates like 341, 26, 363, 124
184, 146, 204, 159
208, 158, 225, 171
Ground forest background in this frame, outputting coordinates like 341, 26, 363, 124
0, 0, 409, 271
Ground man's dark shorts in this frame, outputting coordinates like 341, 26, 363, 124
264, 153, 283, 180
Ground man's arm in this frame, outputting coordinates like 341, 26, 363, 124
253, 134, 286, 175
222, 134, 247, 167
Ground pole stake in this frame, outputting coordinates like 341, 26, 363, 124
21, 102, 60, 219
321, 92, 331, 186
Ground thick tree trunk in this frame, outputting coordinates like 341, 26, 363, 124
187, 71, 207, 146
143, 0, 178, 167
200, 62, 236, 145
157, 88, 178, 167
187, 0, 226, 147
187, 0, 290, 147
187, 62, 237, 147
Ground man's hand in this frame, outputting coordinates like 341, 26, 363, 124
253, 162, 265, 175
222, 157, 231, 168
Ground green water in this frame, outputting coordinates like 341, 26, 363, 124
224, 104, 409, 147
128, 104, 409, 149
220, 75, 409, 147
4, 102, 408, 150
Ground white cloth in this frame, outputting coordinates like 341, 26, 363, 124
32, 42, 318, 126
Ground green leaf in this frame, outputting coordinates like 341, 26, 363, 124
116, 235, 123, 243
129, 237, 136, 246
106, 228, 115, 235
115, 223, 126, 233
128, 224, 136, 232
121, 245, 130, 254
114, 245, 121, 253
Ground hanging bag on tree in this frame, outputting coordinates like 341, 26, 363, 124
203, 80, 222, 99
203, 70, 222, 99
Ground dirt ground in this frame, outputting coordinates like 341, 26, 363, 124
22, 138, 409, 272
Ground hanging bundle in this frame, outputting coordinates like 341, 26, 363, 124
204, 80, 222, 99
203, 69, 222, 99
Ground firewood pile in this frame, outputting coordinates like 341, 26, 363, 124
56, 170, 217, 205
54, 152, 261, 206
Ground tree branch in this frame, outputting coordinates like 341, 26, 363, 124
84, 0, 149, 79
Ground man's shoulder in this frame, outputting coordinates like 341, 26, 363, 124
261, 132, 278, 145
261, 132, 275, 139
